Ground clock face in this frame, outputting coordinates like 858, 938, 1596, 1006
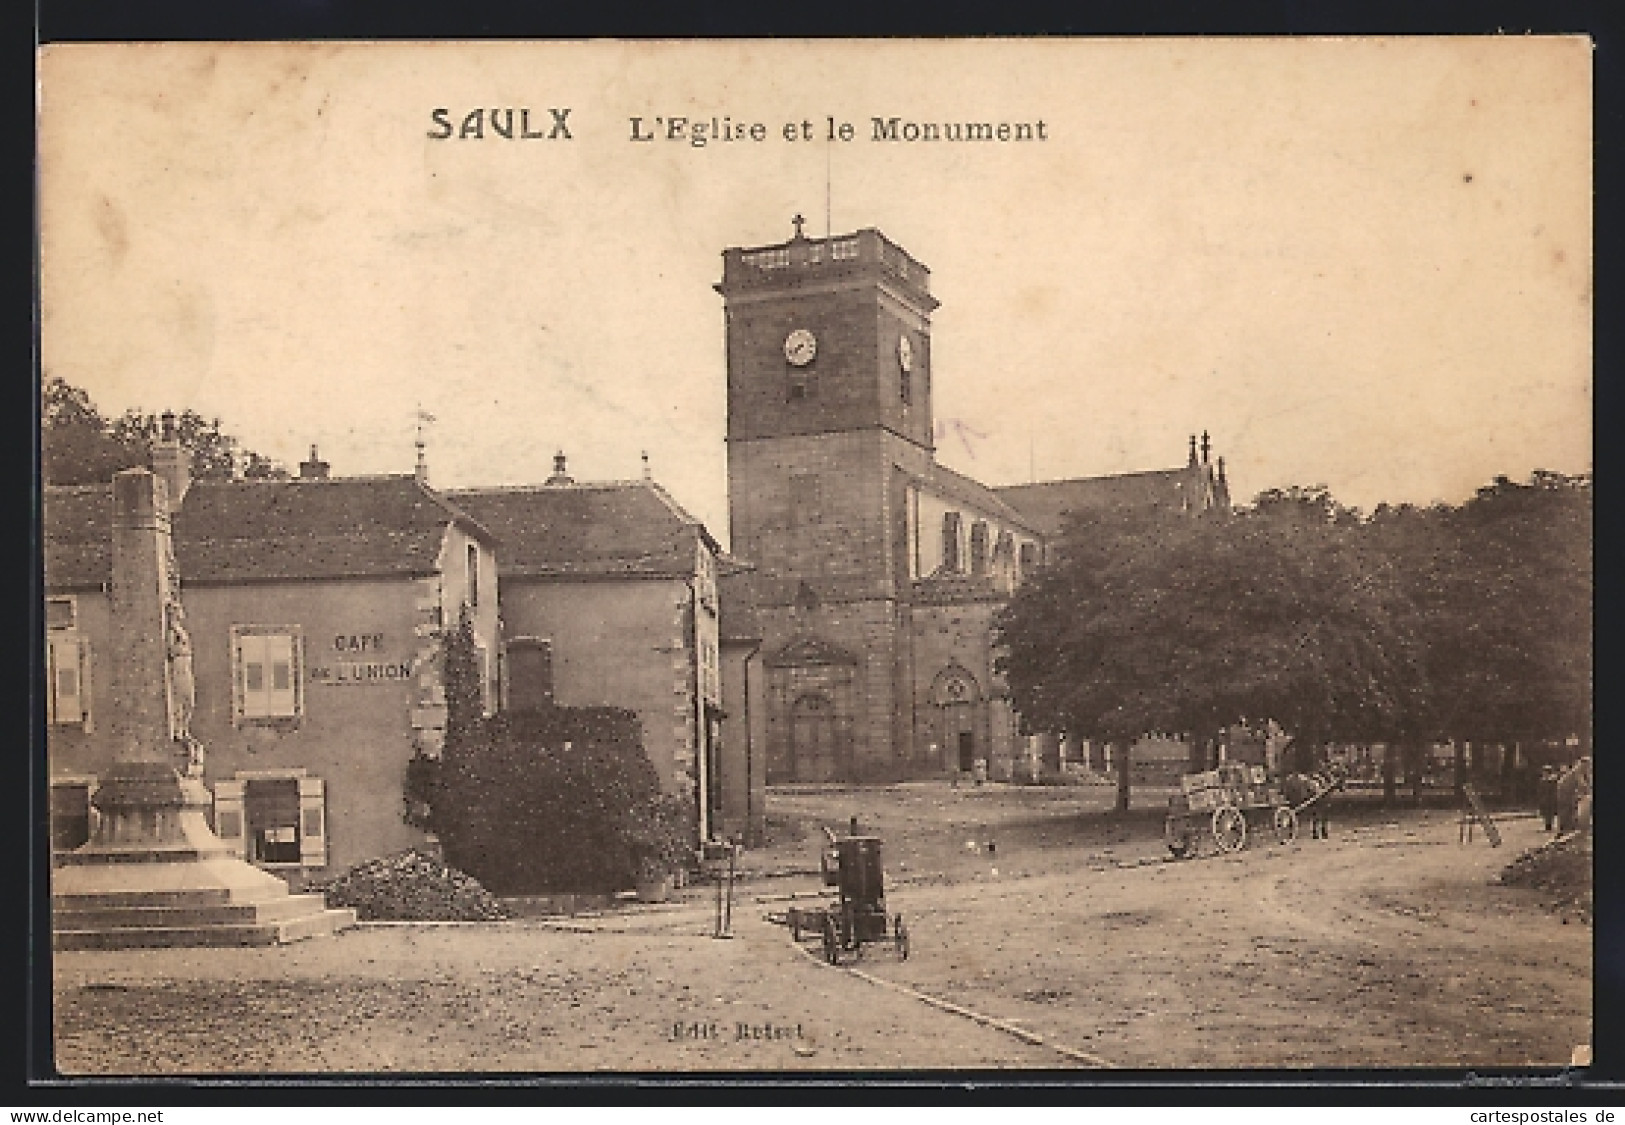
784, 328, 817, 367
897, 334, 914, 372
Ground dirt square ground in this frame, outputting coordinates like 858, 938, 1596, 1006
51, 782, 1590, 1075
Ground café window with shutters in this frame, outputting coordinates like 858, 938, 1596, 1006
231, 625, 305, 725
46, 597, 92, 729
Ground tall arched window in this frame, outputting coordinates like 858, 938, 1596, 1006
941, 512, 962, 572
969, 522, 990, 577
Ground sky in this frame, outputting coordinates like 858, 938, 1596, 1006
39, 38, 1591, 545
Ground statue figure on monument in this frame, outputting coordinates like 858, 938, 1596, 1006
160, 528, 202, 775
165, 602, 202, 775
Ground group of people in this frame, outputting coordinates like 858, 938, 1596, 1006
1537, 757, 1593, 834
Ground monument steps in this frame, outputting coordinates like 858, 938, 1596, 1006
53, 891, 339, 930
54, 904, 357, 951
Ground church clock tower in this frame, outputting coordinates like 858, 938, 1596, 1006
716, 220, 939, 782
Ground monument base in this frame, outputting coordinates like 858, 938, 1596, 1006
52, 762, 355, 950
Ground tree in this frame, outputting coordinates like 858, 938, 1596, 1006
995, 493, 1423, 807
41, 376, 288, 484
434, 704, 693, 895
1369, 471, 1592, 781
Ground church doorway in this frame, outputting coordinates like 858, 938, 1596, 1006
930, 665, 983, 774
790, 693, 840, 782
957, 729, 976, 772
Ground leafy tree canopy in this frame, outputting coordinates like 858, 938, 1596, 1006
42, 375, 288, 485
996, 501, 1423, 748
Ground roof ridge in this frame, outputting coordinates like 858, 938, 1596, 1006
994, 466, 1189, 491
446, 479, 652, 495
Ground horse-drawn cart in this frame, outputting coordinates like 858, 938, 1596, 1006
1164, 762, 1299, 857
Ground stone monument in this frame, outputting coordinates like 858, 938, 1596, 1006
52, 467, 355, 949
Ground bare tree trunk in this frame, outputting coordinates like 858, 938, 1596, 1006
1382, 743, 1398, 807
1453, 741, 1467, 802
1115, 740, 1131, 814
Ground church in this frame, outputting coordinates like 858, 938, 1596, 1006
716, 221, 1229, 784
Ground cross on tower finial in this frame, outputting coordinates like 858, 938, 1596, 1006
1201, 430, 1211, 463
791, 213, 806, 239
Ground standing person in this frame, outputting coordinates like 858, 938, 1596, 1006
1538, 765, 1561, 832
1308, 763, 1346, 840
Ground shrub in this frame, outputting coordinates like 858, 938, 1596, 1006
435, 703, 694, 895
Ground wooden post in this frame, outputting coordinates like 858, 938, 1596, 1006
1115, 740, 1131, 813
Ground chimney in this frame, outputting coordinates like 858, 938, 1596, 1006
299, 444, 331, 480
546, 450, 574, 487
150, 410, 191, 510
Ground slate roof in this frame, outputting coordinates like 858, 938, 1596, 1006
912, 461, 1039, 532
993, 467, 1196, 537
447, 481, 718, 581
42, 475, 493, 590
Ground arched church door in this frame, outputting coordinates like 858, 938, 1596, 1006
931, 666, 983, 774
790, 693, 839, 782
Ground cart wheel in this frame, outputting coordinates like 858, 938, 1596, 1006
1273, 805, 1299, 845
821, 915, 840, 965
894, 914, 910, 960
1212, 806, 1247, 853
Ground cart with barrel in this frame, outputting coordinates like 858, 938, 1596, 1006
782, 825, 909, 964
1164, 761, 1300, 857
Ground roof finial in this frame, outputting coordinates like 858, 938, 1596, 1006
1217, 455, 1227, 483
1201, 430, 1211, 464
641, 450, 651, 481
791, 213, 806, 240
547, 449, 574, 487
414, 406, 436, 485
1188, 434, 1199, 466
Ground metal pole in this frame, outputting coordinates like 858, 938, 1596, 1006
723, 843, 736, 935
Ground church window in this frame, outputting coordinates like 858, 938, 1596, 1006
1018, 542, 1038, 576
466, 542, 480, 608
231, 626, 304, 724
994, 531, 1014, 570
941, 512, 962, 572
900, 368, 911, 405
969, 522, 990, 577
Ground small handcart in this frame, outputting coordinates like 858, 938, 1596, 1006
783, 827, 909, 964
1165, 762, 1299, 858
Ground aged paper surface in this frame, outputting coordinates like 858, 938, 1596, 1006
40, 39, 1591, 1076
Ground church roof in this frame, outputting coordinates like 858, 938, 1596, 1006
43, 475, 494, 590
917, 462, 1043, 533
993, 467, 1196, 537
447, 481, 718, 581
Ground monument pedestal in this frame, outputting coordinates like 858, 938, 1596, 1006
52, 761, 355, 950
